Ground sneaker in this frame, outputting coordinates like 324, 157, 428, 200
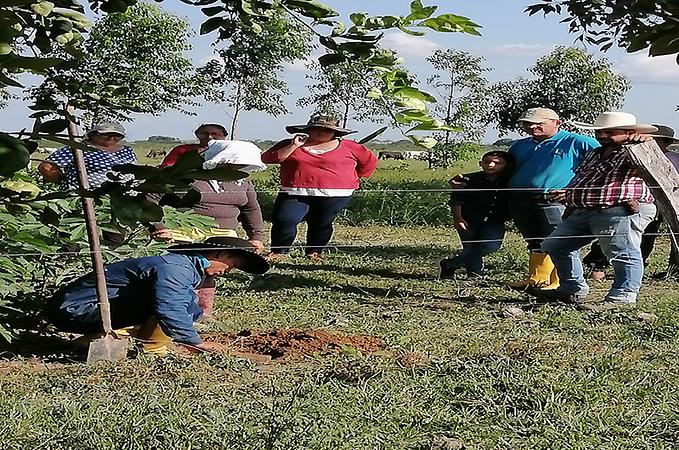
305, 252, 323, 260
526, 286, 587, 303
438, 259, 459, 280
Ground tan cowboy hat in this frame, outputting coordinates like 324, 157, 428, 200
572, 112, 658, 134
285, 115, 356, 136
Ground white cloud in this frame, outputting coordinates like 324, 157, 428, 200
484, 43, 555, 58
613, 53, 679, 84
380, 32, 441, 58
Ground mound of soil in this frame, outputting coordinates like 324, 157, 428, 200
204, 329, 382, 360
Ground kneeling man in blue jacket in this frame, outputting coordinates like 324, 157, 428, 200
46, 237, 269, 354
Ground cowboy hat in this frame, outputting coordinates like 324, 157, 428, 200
648, 124, 679, 144
285, 115, 356, 136
167, 236, 269, 275
572, 112, 658, 134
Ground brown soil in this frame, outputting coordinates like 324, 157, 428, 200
203, 329, 383, 360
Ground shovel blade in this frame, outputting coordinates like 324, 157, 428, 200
87, 334, 129, 362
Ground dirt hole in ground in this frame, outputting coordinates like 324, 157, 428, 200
203, 329, 382, 360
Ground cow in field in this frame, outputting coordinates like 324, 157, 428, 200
403, 150, 428, 160
146, 148, 167, 158
378, 151, 405, 160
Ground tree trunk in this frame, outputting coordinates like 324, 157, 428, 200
230, 79, 243, 139
342, 102, 349, 128
442, 68, 456, 167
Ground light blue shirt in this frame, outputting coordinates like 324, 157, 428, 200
508, 130, 600, 192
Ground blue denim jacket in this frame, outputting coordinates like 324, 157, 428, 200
54, 253, 206, 345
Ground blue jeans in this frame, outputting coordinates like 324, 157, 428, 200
449, 221, 505, 276
542, 204, 657, 303
270, 194, 352, 254
509, 194, 565, 251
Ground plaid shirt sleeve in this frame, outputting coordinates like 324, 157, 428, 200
565, 146, 654, 208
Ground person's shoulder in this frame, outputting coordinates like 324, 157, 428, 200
49, 146, 72, 157
155, 253, 198, 271
560, 130, 599, 146
170, 144, 196, 152
509, 136, 532, 149
340, 139, 371, 152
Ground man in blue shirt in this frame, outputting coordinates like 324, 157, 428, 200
506, 107, 599, 289
46, 237, 269, 354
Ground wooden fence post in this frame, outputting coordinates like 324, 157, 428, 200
626, 140, 679, 251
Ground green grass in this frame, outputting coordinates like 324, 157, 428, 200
4, 155, 679, 449
2, 225, 679, 449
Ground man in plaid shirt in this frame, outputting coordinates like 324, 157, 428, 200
529, 112, 658, 308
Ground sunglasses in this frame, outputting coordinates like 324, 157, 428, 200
97, 133, 124, 139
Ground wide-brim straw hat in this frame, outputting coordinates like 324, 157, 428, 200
572, 112, 658, 134
168, 236, 269, 275
285, 115, 356, 136
648, 124, 679, 144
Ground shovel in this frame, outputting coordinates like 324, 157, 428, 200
64, 106, 129, 362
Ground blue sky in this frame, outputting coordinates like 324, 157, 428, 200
3, 0, 678, 143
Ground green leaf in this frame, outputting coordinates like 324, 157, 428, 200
350, 12, 367, 26
409, 136, 437, 149
284, 0, 337, 19
393, 86, 436, 103
30, 1, 55, 17
318, 53, 346, 67
110, 194, 163, 228
114, 163, 163, 180
406, 0, 437, 21
200, 17, 224, 35
421, 14, 481, 35
38, 119, 68, 134
358, 126, 387, 144
201, 6, 224, 17
159, 188, 201, 208
648, 32, 679, 57
164, 151, 203, 175
40, 205, 61, 226
0, 55, 65, 72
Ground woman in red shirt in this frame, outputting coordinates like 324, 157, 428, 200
261, 115, 378, 259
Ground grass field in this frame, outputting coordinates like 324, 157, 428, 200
4, 156, 679, 449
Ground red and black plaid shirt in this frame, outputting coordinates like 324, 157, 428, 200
564, 145, 654, 208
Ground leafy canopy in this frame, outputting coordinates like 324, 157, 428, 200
492, 46, 630, 134
199, 10, 313, 138
30, 2, 207, 127
525, 1, 679, 60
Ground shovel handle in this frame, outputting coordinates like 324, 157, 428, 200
65, 106, 113, 334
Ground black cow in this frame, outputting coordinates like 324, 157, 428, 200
378, 151, 405, 160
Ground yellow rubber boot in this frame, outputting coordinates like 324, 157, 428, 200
137, 318, 172, 356
508, 252, 553, 289
543, 261, 560, 290
113, 326, 138, 338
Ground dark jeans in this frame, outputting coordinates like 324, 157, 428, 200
509, 194, 565, 252
448, 221, 505, 276
584, 215, 679, 270
270, 194, 352, 255
45, 292, 155, 335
